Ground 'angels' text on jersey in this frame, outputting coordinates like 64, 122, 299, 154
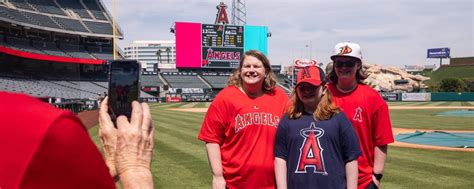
234, 112, 280, 133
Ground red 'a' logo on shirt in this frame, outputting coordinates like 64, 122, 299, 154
353, 107, 363, 122
295, 122, 327, 175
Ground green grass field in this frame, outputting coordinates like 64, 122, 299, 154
388, 101, 474, 130
88, 102, 474, 188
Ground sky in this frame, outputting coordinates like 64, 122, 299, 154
102, 0, 473, 69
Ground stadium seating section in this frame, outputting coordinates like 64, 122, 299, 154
141, 75, 164, 87
0, 1, 117, 60
201, 75, 228, 88
1, 1, 113, 34
0, 77, 155, 99
161, 73, 211, 89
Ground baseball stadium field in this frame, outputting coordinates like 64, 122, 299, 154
87, 101, 474, 189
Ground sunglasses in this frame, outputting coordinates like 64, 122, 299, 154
335, 60, 357, 68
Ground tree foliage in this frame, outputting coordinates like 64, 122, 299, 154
439, 78, 465, 92
462, 78, 474, 92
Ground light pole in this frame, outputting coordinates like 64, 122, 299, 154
309, 41, 312, 60
305, 44, 309, 60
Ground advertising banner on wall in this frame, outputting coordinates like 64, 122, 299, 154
401, 93, 431, 101
380, 93, 398, 101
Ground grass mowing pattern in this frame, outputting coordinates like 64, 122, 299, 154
383, 147, 474, 189
88, 102, 473, 188
390, 109, 474, 130
149, 104, 211, 188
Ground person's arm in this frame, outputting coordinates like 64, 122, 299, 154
372, 145, 388, 187
205, 143, 226, 189
275, 157, 288, 189
371, 101, 393, 188
345, 160, 358, 189
274, 115, 289, 189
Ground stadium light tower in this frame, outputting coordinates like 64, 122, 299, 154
232, 0, 247, 25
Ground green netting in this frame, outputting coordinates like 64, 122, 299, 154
395, 131, 474, 148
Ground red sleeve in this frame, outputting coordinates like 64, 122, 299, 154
198, 97, 228, 145
20, 114, 116, 189
372, 102, 394, 146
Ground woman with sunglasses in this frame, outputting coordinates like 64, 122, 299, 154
326, 42, 394, 189
274, 66, 361, 189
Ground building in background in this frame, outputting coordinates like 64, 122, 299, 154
123, 40, 176, 71
402, 64, 437, 74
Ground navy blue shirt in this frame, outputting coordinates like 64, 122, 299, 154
274, 112, 361, 189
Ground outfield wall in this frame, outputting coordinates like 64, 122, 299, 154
381, 92, 474, 101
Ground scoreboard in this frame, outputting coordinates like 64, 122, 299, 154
201, 24, 244, 68
175, 22, 268, 69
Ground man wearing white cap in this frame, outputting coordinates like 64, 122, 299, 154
326, 42, 394, 189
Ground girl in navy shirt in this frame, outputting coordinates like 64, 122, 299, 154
274, 66, 361, 189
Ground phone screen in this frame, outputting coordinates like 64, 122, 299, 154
108, 60, 141, 123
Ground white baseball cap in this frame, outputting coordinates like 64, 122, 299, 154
330, 42, 363, 61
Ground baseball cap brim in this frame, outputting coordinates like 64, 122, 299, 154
330, 54, 361, 61
296, 79, 323, 87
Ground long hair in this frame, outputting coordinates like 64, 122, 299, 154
287, 85, 340, 121
227, 50, 277, 94
327, 60, 369, 84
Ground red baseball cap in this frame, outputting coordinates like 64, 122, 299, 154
296, 66, 326, 87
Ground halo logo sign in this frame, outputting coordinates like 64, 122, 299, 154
294, 59, 317, 68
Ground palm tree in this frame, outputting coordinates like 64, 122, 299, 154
156, 49, 162, 63
166, 47, 171, 63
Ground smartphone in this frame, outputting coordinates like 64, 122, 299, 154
108, 60, 141, 123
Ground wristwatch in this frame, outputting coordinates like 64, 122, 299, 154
373, 172, 383, 181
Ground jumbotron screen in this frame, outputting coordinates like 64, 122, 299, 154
175, 22, 268, 68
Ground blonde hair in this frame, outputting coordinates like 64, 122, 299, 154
287, 85, 340, 121
227, 50, 277, 94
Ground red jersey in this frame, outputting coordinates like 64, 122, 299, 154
327, 83, 394, 189
0, 92, 115, 189
198, 86, 289, 189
